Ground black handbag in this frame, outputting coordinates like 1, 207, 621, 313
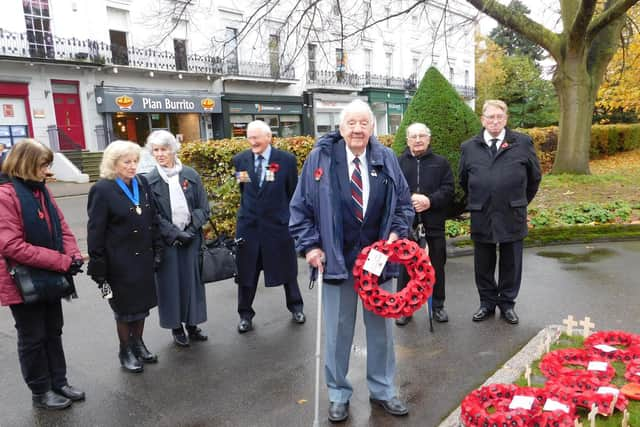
200, 220, 244, 284
8, 262, 76, 304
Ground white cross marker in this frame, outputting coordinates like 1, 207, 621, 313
563, 315, 578, 336
622, 409, 630, 427
525, 365, 531, 386
580, 316, 595, 337
574, 419, 583, 427
588, 403, 598, 427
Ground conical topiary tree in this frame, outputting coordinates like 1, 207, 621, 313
393, 66, 482, 217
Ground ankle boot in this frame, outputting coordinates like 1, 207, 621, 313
130, 337, 158, 363
119, 345, 143, 373
32, 390, 72, 410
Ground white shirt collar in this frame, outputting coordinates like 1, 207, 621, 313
345, 146, 367, 167
254, 144, 272, 163
483, 129, 506, 146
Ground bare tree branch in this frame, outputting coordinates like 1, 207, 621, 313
587, 0, 640, 42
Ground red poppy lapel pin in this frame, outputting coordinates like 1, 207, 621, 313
314, 167, 323, 181
501, 142, 509, 149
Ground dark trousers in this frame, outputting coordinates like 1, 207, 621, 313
397, 235, 447, 310
10, 300, 67, 394
237, 252, 303, 320
473, 240, 523, 310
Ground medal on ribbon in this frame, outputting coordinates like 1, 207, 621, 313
115, 176, 141, 215
235, 171, 251, 183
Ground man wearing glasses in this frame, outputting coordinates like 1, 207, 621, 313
395, 123, 454, 326
459, 100, 541, 325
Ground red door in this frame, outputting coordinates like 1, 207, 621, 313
53, 90, 86, 150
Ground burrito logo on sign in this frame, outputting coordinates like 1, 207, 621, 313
115, 95, 134, 110
201, 98, 215, 111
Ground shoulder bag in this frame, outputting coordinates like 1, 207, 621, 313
6, 259, 76, 304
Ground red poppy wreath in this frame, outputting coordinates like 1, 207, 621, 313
352, 239, 435, 319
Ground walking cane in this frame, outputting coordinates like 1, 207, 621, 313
312, 266, 323, 427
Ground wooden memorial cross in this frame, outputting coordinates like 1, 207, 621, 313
525, 365, 532, 387
580, 316, 595, 337
563, 315, 578, 336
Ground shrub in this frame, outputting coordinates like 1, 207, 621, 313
392, 66, 482, 216
520, 123, 640, 172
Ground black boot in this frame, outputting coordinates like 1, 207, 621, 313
130, 337, 158, 363
119, 344, 143, 373
32, 390, 72, 410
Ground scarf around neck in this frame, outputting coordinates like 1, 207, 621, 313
155, 159, 190, 230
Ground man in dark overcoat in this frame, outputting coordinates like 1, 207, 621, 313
459, 99, 541, 325
232, 120, 304, 334
396, 122, 454, 326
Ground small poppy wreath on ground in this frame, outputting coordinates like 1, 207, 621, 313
352, 239, 435, 319
460, 384, 576, 427
584, 330, 640, 362
545, 382, 626, 415
539, 348, 616, 384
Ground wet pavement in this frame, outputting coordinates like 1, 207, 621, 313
1, 239, 640, 427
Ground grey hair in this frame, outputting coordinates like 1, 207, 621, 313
146, 129, 180, 154
100, 140, 141, 179
406, 123, 431, 138
247, 120, 272, 136
339, 99, 375, 129
482, 99, 508, 115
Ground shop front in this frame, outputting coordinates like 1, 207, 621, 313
95, 86, 223, 147
361, 89, 412, 136
222, 94, 305, 138
310, 93, 368, 138
0, 82, 33, 148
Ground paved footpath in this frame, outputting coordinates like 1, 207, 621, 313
1, 186, 639, 426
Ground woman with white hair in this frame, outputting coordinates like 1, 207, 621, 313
145, 130, 210, 347
87, 140, 161, 373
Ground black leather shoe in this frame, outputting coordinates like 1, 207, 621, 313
131, 337, 158, 363
53, 384, 85, 401
119, 346, 143, 373
472, 307, 495, 322
238, 319, 253, 333
369, 396, 409, 416
501, 308, 519, 324
328, 401, 349, 422
433, 308, 449, 323
173, 327, 190, 347
395, 316, 412, 326
186, 325, 208, 341
33, 390, 72, 410
292, 311, 306, 324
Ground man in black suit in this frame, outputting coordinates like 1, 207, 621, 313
395, 122, 454, 326
459, 100, 541, 324
232, 120, 304, 333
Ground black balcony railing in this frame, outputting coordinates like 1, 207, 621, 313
0, 28, 226, 75
308, 70, 418, 91
454, 84, 476, 99
224, 60, 296, 80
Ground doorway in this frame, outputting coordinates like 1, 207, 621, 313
52, 81, 86, 150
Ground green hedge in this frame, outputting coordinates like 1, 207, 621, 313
179, 136, 315, 236
520, 123, 640, 172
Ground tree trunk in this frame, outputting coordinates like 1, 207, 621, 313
551, 54, 595, 174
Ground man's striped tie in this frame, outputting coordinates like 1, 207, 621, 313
351, 157, 364, 223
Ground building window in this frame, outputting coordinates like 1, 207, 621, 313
465, 69, 470, 86
23, 0, 54, 59
364, 48, 372, 83
385, 52, 393, 77
332, 0, 340, 15
109, 30, 129, 66
449, 66, 454, 82
385, 7, 391, 29
224, 27, 239, 74
269, 34, 280, 78
336, 48, 345, 81
308, 44, 317, 80
412, 57, 419, 77
174, 39, 187, 71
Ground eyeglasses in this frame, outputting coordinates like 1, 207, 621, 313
408, 134, 430, 140
483, 114, 506, 121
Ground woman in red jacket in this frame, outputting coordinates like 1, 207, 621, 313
0, 139, 85, 410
